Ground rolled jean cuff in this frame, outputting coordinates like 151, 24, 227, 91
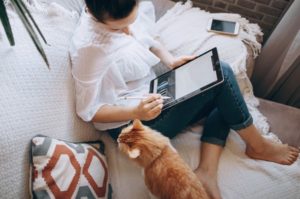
200, 136, 226, 147
230, 115, 253, 131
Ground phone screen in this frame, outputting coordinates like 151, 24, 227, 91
211, 19, 236, 33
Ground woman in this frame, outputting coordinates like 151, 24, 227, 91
69, 0, 299, 198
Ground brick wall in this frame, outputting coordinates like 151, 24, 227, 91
172, 0, 293, 41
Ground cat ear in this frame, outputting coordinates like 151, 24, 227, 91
132, 119, 143, 130
128, 148, 140, 159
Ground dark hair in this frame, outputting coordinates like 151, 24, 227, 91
85, 0, 138, 22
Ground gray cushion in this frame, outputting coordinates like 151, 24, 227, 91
258, 98, 300, 146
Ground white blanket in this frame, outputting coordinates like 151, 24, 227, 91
100, 1, 300, 199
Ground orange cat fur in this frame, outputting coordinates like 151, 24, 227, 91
118, 119, 209, 199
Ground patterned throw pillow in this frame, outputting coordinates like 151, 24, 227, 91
29, 136, 112, 199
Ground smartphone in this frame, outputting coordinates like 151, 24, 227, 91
207, 18, 239, 36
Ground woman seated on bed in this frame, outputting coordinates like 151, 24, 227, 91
69, 0, 300, 198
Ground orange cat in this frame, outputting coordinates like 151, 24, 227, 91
118, 119, 209, 199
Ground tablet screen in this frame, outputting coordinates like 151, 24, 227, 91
151, 48, 222, 109
175, 51, 217, 99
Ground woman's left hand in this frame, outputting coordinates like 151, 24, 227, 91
169, 55, 196, 69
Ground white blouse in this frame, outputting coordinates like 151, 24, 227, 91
69, 2, 161, 130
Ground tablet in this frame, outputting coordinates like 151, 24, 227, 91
149, 47, 224, 110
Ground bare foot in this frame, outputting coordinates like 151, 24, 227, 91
195, 168, 222, 199
246, 139, 300, 165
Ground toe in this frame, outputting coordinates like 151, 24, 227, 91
289, 154, 298, 163
289, 146, 299, 152
290, 149, 298, 155
291, 154, 298, 160
293, 156, 298, 162
289, 154, 297, 161
287, 157, 294, 165
295, 148, 300, 153
291, 151, 299, 158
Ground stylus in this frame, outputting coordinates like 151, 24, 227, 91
119, 96, 171, 100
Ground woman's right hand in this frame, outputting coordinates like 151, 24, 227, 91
133, 94, 164, 121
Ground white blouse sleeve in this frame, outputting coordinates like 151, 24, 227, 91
70, 45, 117, 122
132, 1, 160, 49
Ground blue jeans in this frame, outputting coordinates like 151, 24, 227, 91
108, 61, 253, 147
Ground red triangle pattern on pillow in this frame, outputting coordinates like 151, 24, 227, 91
30, 136, 112, 199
